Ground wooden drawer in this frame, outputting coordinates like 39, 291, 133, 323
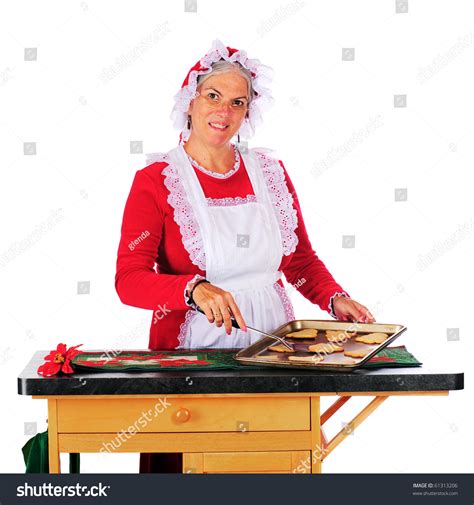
184, 451, 311, 473
56, 396, 310, 433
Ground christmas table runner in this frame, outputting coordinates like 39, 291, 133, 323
71, 345, 421, 372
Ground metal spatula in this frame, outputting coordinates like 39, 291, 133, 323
195, 307, 294, 351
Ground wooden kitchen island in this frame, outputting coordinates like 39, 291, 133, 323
18, 351, 464, 474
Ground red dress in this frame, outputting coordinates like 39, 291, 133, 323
115, 148, 350, 351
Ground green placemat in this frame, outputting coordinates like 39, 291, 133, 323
71, 346, 421, 373
361, 345, 421, 368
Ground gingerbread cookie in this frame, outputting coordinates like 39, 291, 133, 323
268, 343, 295, 353
325, 330, 357, 344
286, 328, 318, 339
355, 332, 388, 345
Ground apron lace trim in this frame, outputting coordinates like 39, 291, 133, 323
254, 150, 298, 256
273, 282, 296, 321
146, 151, 206, 271
186, 143, 241, 179
206, 194, 257, 206
177, 309, 199, 348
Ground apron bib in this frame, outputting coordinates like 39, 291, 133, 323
166, 145, 294, 349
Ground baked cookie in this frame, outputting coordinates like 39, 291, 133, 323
344, 349, 371, 358
325, 329, 357, 343
355, 332, 388, 345
286, 328, 318, 339
288, 355, 323, 364
268, 343, 295, 353
308, 343, 344, 354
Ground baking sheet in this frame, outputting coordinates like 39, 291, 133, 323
235, 320, 407, 372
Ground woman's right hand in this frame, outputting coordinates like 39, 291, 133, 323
191, 282, 247, 335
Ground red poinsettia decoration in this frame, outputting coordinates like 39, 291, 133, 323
37, 343, 83, 377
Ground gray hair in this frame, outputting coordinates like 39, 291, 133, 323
196, 60, 255, 106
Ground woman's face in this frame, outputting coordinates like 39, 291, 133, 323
187, 71, 249, 147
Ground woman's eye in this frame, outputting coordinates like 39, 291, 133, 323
233, 100, 244, 107
207, 93, 218, 100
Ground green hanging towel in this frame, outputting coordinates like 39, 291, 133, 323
22, 429, 80, 473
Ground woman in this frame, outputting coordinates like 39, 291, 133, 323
115, 39, 375, 472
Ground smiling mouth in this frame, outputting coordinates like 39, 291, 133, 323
209, 122, 229, 130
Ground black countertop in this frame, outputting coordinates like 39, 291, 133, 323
18, 351, 464, 396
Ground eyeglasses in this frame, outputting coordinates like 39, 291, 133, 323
195, 90, 249, 111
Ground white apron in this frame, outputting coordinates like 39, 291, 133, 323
166, 145, 295, 349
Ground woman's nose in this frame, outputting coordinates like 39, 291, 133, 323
215, 102, 232, 114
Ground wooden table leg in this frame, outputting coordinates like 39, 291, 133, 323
323, 396, 388, 459
48, 399, 61, 474
310, 396, 322, 474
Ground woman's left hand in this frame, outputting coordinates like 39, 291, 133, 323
332, 296, 376, 323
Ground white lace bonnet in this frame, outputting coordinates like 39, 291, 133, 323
170, 39, 274, 144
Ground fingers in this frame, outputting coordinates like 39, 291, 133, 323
196, 285, 246, 335
335, 297, 376, 323
219, 293, 247, 335
208, 301, 224, 327
227, 297, 247, 332
203, 304, 228, 334
193, 284, 224, 327
202, 305, 216, 325
349, 303, 376, 323
223, 309, 234, 335
357, 304, 376, 323
210, 294, 230, 333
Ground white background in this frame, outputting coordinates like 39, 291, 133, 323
0, 0, 472, 473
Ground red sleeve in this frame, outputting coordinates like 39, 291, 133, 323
115, 165, 196, 311
279, 160, 350, 315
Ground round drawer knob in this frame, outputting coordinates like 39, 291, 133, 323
173, 407, 191, 423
